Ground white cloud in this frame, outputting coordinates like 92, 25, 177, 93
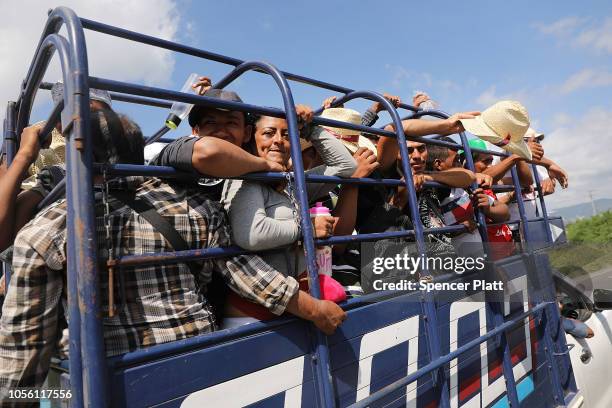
551, 112, 572, 128
541, 107, 612, 209
560, 68, 612, 93
533, 17, 587, 37
535, 16, 612, 55
475, 86, 498, 106
0, 0, 182, 125
383, 64, 470, 109
574, 18, 612, 54
385, 65, 436, 90
475, 85, 532, 108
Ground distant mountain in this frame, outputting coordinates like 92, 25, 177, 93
548, 198, 612, 222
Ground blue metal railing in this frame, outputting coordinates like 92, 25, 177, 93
2, 102, 17, 288
3, 6, 572, 407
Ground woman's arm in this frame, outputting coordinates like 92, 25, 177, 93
332, 148, 380, 254
303, 126, 356, 201
223, 179, 300, 251
306, 127, 356, 177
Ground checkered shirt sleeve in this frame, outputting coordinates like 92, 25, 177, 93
0, 177, 298, 398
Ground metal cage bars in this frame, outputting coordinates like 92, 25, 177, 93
5, 6, 567, 407
14, 6, 108, 408
2, 102, 17, 288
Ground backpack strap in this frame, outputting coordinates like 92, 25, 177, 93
110, 190, 190, 252
109, 189, 222, 325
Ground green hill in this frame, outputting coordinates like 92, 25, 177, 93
566, 210, 612, 243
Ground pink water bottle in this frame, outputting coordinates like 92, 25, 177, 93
309, 202, 333, 276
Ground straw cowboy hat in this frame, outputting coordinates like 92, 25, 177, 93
299, 138, 313, 152
320, 108, 377, 154
21, 126, 66, 190
459, 100, 532, 160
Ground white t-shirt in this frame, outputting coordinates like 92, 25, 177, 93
488, 142, 549, 225
438, 187, 485, 255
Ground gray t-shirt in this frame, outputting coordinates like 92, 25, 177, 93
222, 126, 356, 277
149, 135, 198, 173
150, 135, 225, 200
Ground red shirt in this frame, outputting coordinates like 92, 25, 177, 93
484, 190, 514, 260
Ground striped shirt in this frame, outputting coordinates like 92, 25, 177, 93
0, 176, 298, 395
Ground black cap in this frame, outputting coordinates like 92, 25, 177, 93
188, 89, 244, 127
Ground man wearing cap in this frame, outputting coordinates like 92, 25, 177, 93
149, 79, 292, 201
0, 109, 347, 399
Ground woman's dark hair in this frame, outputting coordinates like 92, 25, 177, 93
90, 109, 144, 165
248, 112, 265, 128
247, 110, 276, 156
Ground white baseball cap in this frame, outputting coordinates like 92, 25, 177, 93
523, 127, 545, 142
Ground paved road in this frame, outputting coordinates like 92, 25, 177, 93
573, 267, 612, 293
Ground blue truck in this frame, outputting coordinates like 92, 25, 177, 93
3, 6, 611, 408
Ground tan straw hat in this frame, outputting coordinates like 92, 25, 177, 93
299, 138, 313, 151
459, 100, 532, 160
21, 126, 66, 190
320, 108, 378, 154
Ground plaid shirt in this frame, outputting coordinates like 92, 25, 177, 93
0, 176, 298, 396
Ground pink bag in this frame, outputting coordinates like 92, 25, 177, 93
298, 272, 347, 303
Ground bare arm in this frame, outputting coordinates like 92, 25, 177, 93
426, 168, 476, 188
503, 159, 533, 187
486, 154, 533, 187
0, 125, 42, 251
483, 155, 521, 183
192, 137, 283, 176
483, 200, 510, 222
535, 156, 568, 189
284, 290, 346, 335
378, 111, 479, 172
391, 169, 476, 209
532, 155, 553, 169
0, 156, 7, 178
378, 121, 450, 172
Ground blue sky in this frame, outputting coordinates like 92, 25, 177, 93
3, 0, 612, 209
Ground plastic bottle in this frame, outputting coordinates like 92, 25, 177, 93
165, 73, 199, 129
413, 90, 439, 111
309, 202, 333, 276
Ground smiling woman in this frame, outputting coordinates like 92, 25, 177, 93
220, 107, 356, 325
252, 116, 292, 166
